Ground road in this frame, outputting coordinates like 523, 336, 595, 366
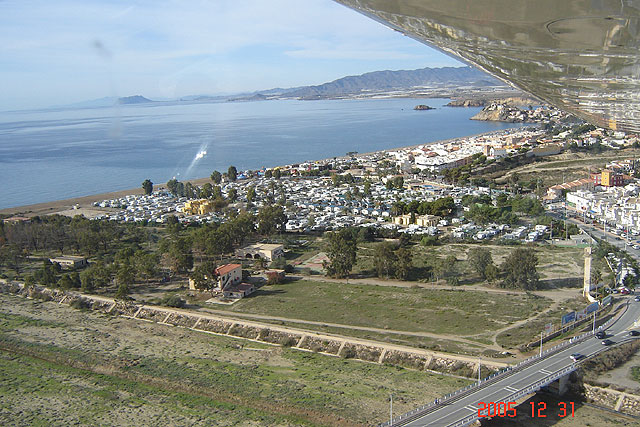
387, 297, 640, 426
387, 211, 640, 426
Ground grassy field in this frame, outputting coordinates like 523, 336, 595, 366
217, 279, 551, 337
0, 294, 471, 426
495, 297, 589, 350
354, 242, 585, 285
0, 351, 305, 427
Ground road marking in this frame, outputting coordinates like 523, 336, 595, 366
540, 369, 552, 375
505, 386, 518, 393
465, 405, 476, 412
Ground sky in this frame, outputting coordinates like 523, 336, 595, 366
0, 0, 462, 110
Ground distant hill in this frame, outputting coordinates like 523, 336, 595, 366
118, 95, 153, 104
279, 66, 502, 99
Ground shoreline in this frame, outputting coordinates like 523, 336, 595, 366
0, 127, 526, 217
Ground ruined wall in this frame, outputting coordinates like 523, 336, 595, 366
583, 384, 640, 416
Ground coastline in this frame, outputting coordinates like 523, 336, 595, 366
0, 127, 524, 218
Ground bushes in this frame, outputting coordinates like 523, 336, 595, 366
161, 294, 186, 308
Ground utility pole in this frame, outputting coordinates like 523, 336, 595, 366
592, 311, 597, 333
540, 332, 544, 357
390, 394, 393, 425
478, 358, 481, 383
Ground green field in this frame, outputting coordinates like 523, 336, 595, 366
217, 279, 551, 337
0, 294, 471, 425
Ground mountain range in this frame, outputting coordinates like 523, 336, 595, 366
274, 66, 502, 99
54, 66, 506, 109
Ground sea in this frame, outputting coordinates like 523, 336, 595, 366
0, 98, 527, 209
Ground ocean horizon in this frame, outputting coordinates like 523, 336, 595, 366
0, 98, 526, 209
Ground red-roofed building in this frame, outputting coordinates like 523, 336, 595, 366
215, 263, 242, 290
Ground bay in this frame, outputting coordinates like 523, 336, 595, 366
0, 98, 524, 209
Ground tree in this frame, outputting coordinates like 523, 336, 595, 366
167, 178, 180, 196
200, 183, 213, 199
58, 274, 73, 289
363, 180, 371, 196
246, 186, 256, 203
591, 267, 603, 287
273, 168, 282, 179
160, 237, 193, 274
115, 282, 130, 299
467, 247, 494, 280
184, 182, 196, 198
394, 247, 413, 280
191, 261, 217, 295
228, 165, 238, 182
393, 176, 404, 190
257, 205, 287, 235
141, 179, 153, 196
501, 248, 539, 290
227, 188, 237, 202
374, 242, 397, 279
116, 262, 135, 287
324, 229, 357, 279
484, 263, 499, 283
210, 170, 222, 184
134, 250, 158, 283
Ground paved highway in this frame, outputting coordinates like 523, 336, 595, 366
385, 208, 640, 426
387, 299, 640, 426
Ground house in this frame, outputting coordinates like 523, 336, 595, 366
235, 243, 284, 262
394, 214, 439, 227
489, 147, 507, 158
223, 283, 256, 299
181, 199, 213, 215
215, 264, 242, 290
49, 255, 87, 269
593, 169, 624, 187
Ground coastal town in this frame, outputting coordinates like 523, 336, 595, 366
82, 124, 640, 241
4, 109, 640, 425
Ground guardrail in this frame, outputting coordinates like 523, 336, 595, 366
447, 364, 577, 427
381, 312, 623, 427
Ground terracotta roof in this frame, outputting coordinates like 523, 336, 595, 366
215, 264, 241, 276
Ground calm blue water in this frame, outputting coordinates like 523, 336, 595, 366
0, 98, 523, 209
